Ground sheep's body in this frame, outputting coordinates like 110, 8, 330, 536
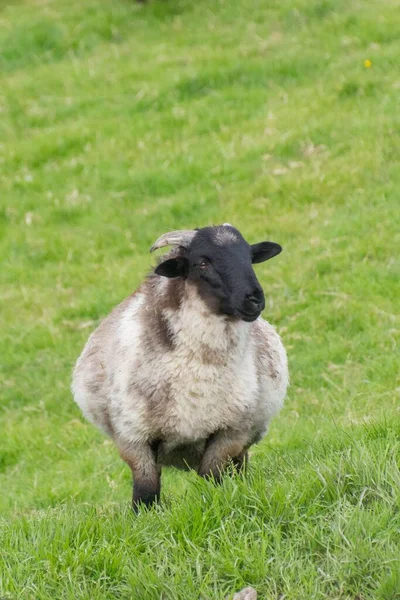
73, 274, 288, 468
72, 226, 288, 508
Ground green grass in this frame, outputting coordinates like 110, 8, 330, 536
0, 0, 399, 598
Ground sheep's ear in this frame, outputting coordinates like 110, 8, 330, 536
155, 257, 189, 278
251, 242, 282, 264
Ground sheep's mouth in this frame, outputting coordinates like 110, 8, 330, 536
236, 309, 261, 322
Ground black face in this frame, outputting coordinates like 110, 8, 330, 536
154, 225, 282, 322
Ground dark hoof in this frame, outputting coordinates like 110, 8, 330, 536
132, 491, 159, 512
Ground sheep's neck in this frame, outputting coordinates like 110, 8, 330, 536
161, 281, 250, 355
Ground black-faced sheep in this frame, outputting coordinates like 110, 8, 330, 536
72, 224, 288, 509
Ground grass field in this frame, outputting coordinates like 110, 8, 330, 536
1, 0, 399, 598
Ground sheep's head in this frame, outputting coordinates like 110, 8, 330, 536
150, 225, 282, 322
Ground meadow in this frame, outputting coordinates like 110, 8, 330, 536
0, 0, 399, 598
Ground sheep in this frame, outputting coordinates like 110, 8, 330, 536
72, 224, 289, 510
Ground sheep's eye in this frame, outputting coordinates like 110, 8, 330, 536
198, 260, 209, 270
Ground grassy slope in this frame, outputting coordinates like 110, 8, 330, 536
0, 0, 399, 598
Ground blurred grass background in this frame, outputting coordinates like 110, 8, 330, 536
0, 0, 399, 598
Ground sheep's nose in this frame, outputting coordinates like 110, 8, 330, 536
246, 289, 263, 307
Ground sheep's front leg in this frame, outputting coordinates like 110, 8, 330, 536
119, 441, 161, 511
198, 430, 249, 482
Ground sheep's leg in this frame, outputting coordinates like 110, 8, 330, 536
119, 441, 161, 511
198, 430, 248, 482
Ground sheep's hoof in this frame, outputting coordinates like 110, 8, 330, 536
132, 499, 158, 513
132, 491, 159, 513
